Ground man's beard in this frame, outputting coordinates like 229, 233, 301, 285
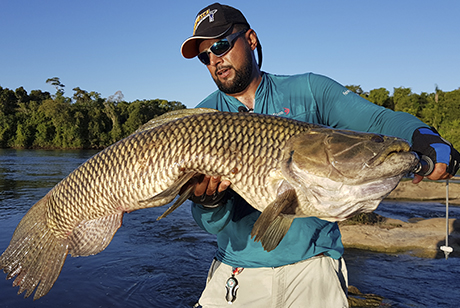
214, 56, 253, 94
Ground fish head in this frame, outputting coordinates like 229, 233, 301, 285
285, 128, 418, 185
281, 128, 419, 220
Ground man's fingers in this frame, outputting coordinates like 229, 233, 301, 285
427, 163, 452, 181
218, 180, 231, 192
192, 175, 231, 196
194, 175, 211, 196
414, 163, 453, 184
206, 176, 221, 195
412, 174, 423, 184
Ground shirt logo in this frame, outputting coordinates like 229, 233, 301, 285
193, 9, 218, 35
272, 108, 290, 116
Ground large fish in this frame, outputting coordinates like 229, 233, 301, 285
1, 108, 418, 300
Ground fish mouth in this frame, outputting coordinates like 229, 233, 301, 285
367, 143, 412, 167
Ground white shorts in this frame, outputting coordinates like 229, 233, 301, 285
197, 254, 349, 308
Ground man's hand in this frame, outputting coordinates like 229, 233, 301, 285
194, 175, 231, 196
411, 127, 460, 184
182, 175, 231, 206
413, 163, 451, 184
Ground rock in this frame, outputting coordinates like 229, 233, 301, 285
338, 179, 460, 258
347, 285, 385, 307
339, 215, 460, 258
387, 179, 460, 203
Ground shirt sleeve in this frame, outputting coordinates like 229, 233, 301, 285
309, 73, 429, 143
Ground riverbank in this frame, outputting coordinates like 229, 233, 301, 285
340, 216, 460, 258
387, 178, 460, 203
340, 179, 460, 258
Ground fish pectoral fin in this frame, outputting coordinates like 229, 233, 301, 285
68, 212, 124, 257
256, 215, 294, 252
139, 172, 197, 208
156, 184, 195, 221
251, 187, 297, 252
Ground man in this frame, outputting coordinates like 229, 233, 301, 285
180, 3, 460, 307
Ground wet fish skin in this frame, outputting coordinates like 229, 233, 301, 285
0, 109, 417, 300
0, 110, 314, 299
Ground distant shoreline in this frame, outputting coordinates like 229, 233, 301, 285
386, 178, 460, 204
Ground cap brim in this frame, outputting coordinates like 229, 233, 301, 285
180, 27, 231, 59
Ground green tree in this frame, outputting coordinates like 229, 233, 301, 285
393, 87, 420, 116
367, 87, 394, 110
0, 87, 18, 146
46, 77, 65, 95
0, 82, 186, 149
104, 91, 124, 142
38, 96, 80, 148
434, 89, 460, 150
345, 85, 364, 95
0, 86, 18, 115
72, 87, 112, 148
0, 114, 15, 147
13, 123, 34, 148
15, 86, 30, 104
29, 89, 51, 102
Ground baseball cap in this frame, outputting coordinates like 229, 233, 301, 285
181, 3, 250, 59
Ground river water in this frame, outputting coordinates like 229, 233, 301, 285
0, 149, 459, 308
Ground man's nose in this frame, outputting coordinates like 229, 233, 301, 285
209, 52, 222, 66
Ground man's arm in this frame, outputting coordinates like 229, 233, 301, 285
309, 74, 460, 181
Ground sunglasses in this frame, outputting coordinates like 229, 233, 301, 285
197, 30, 247, 65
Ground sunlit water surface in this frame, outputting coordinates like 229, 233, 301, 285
1, 149, 459, 307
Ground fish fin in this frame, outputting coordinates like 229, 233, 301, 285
0, 194, 69, 300
139, 172, 197, 207
257, 215, 294, 252
251, 187, 298, 252
68, 212, 124, 257
156, 184, 195, 221
133, 108, 219, 134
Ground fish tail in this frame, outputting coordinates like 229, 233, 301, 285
0, 196, 68, 300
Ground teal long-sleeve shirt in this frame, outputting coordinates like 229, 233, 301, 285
191, 72, 428, 268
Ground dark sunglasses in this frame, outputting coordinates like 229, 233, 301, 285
197, 30, 247, 65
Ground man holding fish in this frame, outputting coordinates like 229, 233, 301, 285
180, 3, 460, 307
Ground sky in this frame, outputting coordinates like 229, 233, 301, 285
1, 0, 459, 108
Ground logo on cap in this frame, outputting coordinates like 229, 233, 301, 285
193, 9, 218, 35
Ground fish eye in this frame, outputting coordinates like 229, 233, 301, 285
371, 134, 384, 143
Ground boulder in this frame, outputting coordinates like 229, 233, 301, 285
340, 214, 460, 258
387, 179, 460, 204
347, 285, 385, 307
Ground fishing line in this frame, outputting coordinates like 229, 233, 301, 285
440, 179, 453, 259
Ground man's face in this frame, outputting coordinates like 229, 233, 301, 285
198, 31, 253, 94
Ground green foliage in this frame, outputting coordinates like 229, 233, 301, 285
346, 84, 460, 154
0, 80, 186, 149
2, 79, 459, 153
366, 88, 393, 110
345, 85, 364, 96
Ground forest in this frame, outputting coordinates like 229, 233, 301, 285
1, 78, 459, 151
0, 78, 185, 149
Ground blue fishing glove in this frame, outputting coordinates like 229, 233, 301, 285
411, 127, 460, 175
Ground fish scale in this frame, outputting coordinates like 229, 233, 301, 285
1, 109, 418, 300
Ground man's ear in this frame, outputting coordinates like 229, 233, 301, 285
246, 29, 259, 51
